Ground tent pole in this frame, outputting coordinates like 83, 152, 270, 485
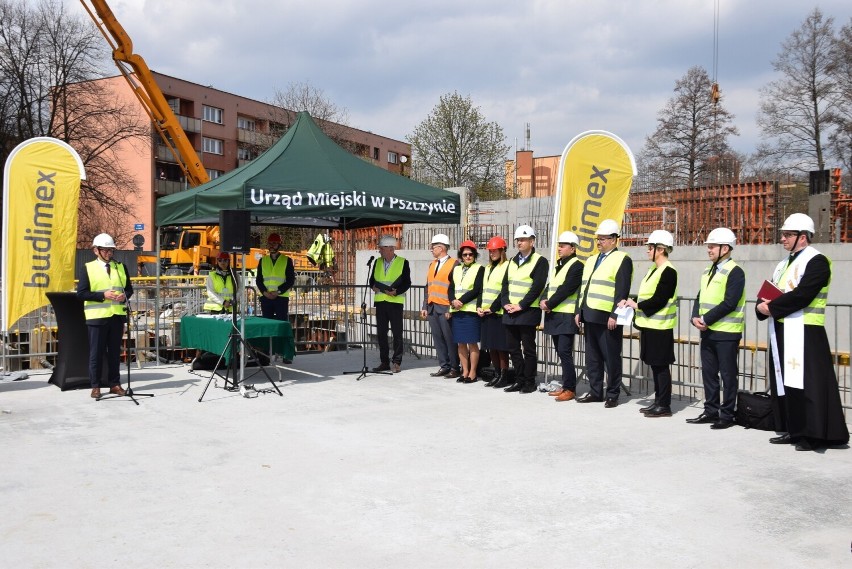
153, 226, 161, 366
344, 222, 351, 353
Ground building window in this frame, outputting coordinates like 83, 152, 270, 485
388, 151, 398, 164
206, 169, 224, 180
202, 105, 224, 124
238, 116, 255, 131
373, 147, 379, 160
237, 147, 254, 161
202, 137, 224, 155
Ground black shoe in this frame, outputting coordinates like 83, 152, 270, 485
769, 433, 796, 445
456, 376, 466, 383
644, 405, 672, 417
604, 398, 619, 408
371, 364, 391, 372
492, 371, 512, 388
504, 383, 522, 392
518, 382, 536, 393
795, 438, 816, 451
639, 403, 657, 413
430, 368, 450, 377
484, 377, 498, 387
462, 376, 478, 384
711, 419, 736, 429
686, 411, 717, 424
576, 393, 603, 403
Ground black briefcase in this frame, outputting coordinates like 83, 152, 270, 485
734, 390, 774, 430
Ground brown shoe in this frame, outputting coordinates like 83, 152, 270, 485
90, 388, 102, 399
445, 370, 461, 379
555, 390, 575, 402
548, 389, 565, 397
391, 363, 401, 373
109, 385, 127, 396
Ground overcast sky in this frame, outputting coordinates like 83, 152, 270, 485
75, 1, 852, 160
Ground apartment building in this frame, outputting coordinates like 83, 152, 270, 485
97, 72, 411, 248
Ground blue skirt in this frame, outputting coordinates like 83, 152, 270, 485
451, 311, 481, 344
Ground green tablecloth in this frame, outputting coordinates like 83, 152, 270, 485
180, 315, 295, 362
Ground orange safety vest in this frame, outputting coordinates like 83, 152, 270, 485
426, 258, 456, 305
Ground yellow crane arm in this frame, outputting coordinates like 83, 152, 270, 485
80, 0, 210, 187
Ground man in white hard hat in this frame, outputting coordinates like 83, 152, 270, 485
420, 233, 460, 378
686, 228, 745, 429
500, 224, 549, 393
540, 231, 584, 402
369, 235, 411, 373
76, 233, 134, 399
575, 218, 633, 407
756, 213, 849, 451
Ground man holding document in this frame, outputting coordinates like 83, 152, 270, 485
755, 213, 849, 451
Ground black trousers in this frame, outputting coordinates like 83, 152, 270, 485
584, 322, 624, 399
375, 301, 403, 365
651, 364, 672, 407
552, 334, 577, 391
506, 324, 537, 384
700, 338, 739, 421
87, 315, 124, 388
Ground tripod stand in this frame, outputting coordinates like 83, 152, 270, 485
343, 256, 392, 380
198, 260, 282, 402
98, 298, 154, 405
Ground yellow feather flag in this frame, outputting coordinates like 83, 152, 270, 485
551, 131, 636, 261
2, 137, 85, 332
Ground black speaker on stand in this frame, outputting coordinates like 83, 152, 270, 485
220, 209, 251, 253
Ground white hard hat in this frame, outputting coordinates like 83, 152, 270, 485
780, 213, 815, 234
430, 233, 450, 246
595, 219, 620, 236
705, 227, 736, 247
92, 233, 116, 248
378, 235, 397, 247
646, 230, 674, 248
557, 231, 579, 245
514, 225, 536, 239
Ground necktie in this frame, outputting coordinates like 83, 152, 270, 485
105, 263, 111, 276
708, 263, 717, 282
434, 260, 441, 276
594, 253, 605, 270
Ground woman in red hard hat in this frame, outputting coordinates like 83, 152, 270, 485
449, 240, 484, 383
478, 236, 512, 387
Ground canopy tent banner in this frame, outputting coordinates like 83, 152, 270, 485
550, 130, 636, 261
156, 112, 461, 229
2, 137, 85, 332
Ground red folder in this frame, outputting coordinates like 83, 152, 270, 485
758, 279, 783, 301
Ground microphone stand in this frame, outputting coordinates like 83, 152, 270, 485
98, 289, 154, 405
343, 255, 392, 380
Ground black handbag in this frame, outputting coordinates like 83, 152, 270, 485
734, 390, 774, 430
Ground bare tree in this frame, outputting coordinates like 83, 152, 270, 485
0, 0, 148, 245
266, 81, 353, 150
407, 91, 510, 199
827, 17, 852, 186
756, 8, 840, 173
642, 66, 739, 189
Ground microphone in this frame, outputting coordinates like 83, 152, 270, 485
366, 255, 375, 266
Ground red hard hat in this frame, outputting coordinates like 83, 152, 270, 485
486, 236, 507, 250
217, 251, 230, 261
267, 233, 282, 243
459, 239, 477, 251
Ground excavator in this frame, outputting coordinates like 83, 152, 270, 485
80, 0, 323, 276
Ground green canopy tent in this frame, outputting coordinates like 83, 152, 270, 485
155, 111, 460, 228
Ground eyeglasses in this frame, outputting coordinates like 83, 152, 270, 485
98, 247, 115, 254
596, 237, 614, 242
781, 231, 798, 239
461, 252, 475, 257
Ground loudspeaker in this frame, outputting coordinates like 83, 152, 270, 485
220, 210, 251, 252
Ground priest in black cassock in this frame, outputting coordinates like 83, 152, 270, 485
756, 213, 849, 451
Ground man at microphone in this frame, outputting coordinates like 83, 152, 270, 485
369, 235, 410, 373
77, 233, 134, 399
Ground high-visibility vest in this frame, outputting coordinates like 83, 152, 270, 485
507, 252, 542, 305
374, 256, 405, 304
698, 258, 745, 333
203, 271, 235, 312
634, 261, 678, 330
579, 250, 629, 313
260, 255, 290, 298
481, 261, 509, 315
777, 256, 830, 325
426, 258, 456, 305
83, 260, 128, 320
547, 257, 581, 314
451, 263, 483, 313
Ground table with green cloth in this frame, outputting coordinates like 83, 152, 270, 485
180, 315, 295, 362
